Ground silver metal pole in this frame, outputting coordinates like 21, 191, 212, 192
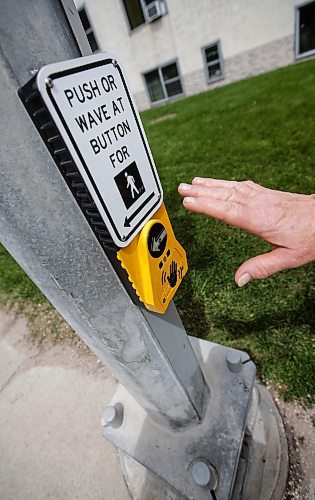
0, 0, 209, 430
0, 3, 288, 499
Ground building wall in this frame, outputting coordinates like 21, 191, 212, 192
74, 0, 299, 110
183, 34, 294, 94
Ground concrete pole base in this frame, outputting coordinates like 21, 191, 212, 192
232, 383, 288, 500
119, 383, 288, 500
104, 337, 256, 499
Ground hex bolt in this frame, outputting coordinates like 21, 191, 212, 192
112, 59, 118, 67
191, 461, 212, 487
226, 349, 243, 373
45, 77, 54, 89
101, 403, 123, 429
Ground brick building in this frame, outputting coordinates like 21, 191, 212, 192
74, 0, 315, 110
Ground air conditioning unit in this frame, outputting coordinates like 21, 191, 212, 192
145, 1, 163, 22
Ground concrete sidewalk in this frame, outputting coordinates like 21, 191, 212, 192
0, 310, 130, 500
1, 309, 314, 500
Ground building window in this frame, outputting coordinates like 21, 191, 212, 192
202, 41, 224, 83
78, 6, 99, 53
144, 61, 183, 103
122, 0, 167, 31
296, 1, 315, 57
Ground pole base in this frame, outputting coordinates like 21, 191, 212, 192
119, 382, 288, 500
103, 337, 288, 499
232, 383, 288, 500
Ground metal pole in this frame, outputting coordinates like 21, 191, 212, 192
0, 0, 209, 430
0, 3, 289, 499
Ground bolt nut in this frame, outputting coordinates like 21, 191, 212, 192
112, 59, 118, 67
190, 460, 218, 491
226, 349, 242, 373
191, 461, 211, 487
101, 403, 123, 429
45, 77, 54, 89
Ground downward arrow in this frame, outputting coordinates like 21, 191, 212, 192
151, 228, 166, 252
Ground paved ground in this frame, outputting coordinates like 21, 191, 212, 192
0, 308, 314, 500
0, 310, 130, 500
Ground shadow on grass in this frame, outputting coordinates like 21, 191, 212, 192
211, 292, 315, 339
172, 212, 219, 340
175, 274, 209, 340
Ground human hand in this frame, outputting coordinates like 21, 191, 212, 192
178, 178, 315, 287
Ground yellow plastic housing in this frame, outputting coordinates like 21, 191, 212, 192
117, 203, 188, 314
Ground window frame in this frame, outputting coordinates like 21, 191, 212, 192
143, 59, 184, 105
202, 40, 224, 84
295, 1, 315, 59
120, 0, 167, 34
78, 5, 100, 53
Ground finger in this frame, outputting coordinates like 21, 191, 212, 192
182, 195, 252, 231
235, 247, 298, 286
192, 178, 297, 201
192, 177, 240, 188
178, 183, 249, 205
192, 177, 259, 191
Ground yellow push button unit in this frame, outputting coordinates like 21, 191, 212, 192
117, 203, 188, 314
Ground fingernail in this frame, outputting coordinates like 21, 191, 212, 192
183, 197, 196, 205
193, 177, 204, 183
237, 273, 253, 288
179, 183, 192, 192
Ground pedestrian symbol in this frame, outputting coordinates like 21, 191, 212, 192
114, 161, 145, 209
125, 172, 139, 199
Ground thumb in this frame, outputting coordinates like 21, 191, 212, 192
235, 247, 297, 287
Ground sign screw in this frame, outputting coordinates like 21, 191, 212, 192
112, 59, 118, 67
45, 77, 54, 89
122, 235, 126, 241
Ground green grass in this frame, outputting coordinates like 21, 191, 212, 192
1, 60, 315, 403
141, 60, 315, 404
0, 246, 45, 305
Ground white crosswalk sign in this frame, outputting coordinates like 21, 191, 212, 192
37, 53, 163, 247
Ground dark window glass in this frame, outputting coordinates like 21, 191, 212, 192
299, 1, 315, 54
78, 7, 99, 52
145, 70, 165, 102
207, 62, 222, 80
165, 79, 182, 98
203, 42, 223, 82
87, 32, 99, 53
79, 7, 90, 31
123, 0, 145, 30
162, 63, 178, 81
145, 61, 182, 103
205, 44, 219, 63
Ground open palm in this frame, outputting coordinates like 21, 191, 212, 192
178, 178, 315, 287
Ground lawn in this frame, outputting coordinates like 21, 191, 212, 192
1, 59, 314, 403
